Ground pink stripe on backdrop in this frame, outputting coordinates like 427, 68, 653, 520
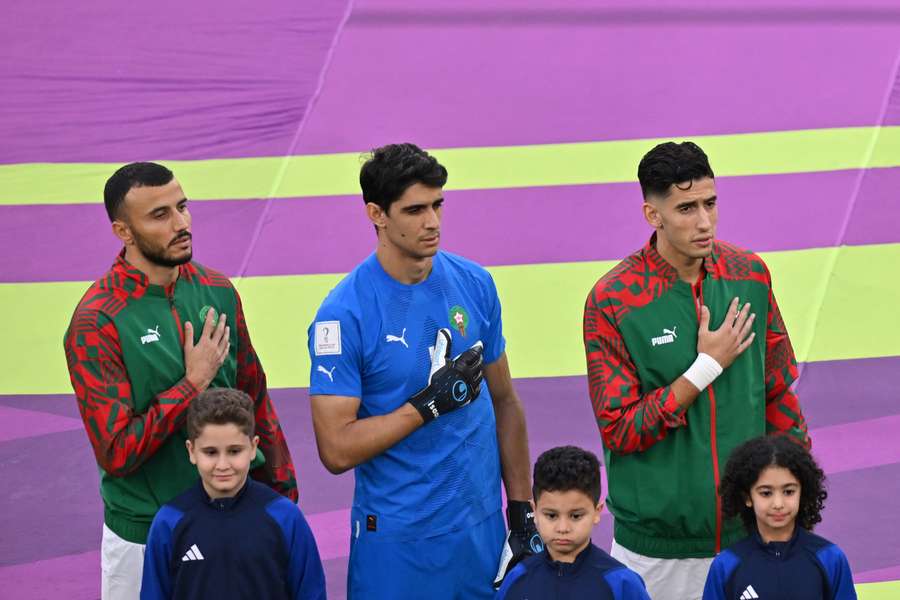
0, 551, 99, 600
1, 1, 351, 163
8, 168, 900, 283
296, 1, 900, 154
0, 405, 83, 443
810, 414, 900, 476
306, 508, 351, 561
856, 564, 900, 584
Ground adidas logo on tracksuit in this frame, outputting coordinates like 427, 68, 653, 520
181, 544, 204, 562
740, 585, 759, 599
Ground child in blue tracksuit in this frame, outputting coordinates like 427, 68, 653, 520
140, 388, 326, 600
495, 446, 650, 599
703, 435, 856, 600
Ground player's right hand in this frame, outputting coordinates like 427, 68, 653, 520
408, 328, 484, 423
183, 309, 230, 391
697, 297, 756, 369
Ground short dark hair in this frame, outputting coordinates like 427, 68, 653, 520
359, 143, 448, 212
186, 388, 255, 441
533, 446, 602, 505
720, 435, 827, 533
103, 162, 174, 221
637, 141, 714, 199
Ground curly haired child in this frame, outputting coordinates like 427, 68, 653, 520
703, 435, 856, 600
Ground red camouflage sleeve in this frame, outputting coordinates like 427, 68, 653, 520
64, 308, 199, 476
762, 268, 811, 449
583, 287, 688, 454
234, 289, 299, 502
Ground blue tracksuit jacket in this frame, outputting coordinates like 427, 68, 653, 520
141, 479, 326, 600
495, 542, 650, 599
703, 527, 856, 600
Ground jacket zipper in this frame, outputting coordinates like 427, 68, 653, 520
693, 277, 722, 553
167, 284, 184, 345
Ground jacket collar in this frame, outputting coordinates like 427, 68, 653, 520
542, 542, 595, 575
752, 524, 802, 558
112, 249, 151, 288
111, 249, 195, 294
199, 477, 251, 512
643, 232, 718, 283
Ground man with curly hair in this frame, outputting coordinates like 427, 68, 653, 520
582, 142, 811, 600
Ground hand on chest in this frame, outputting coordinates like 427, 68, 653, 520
365, 300, 483, 393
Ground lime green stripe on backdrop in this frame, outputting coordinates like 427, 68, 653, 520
2, 126, 899, 206
2, 243, 899, 395
858, 580, 900, 600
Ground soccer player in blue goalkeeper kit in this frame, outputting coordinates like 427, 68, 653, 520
307, 143, 538, 598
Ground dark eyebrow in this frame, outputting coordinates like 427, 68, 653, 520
403, 197, 444, 211
675, 195, 716, 210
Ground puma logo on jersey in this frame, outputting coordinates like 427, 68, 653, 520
317, 365, 336, 382
385, 328, 408, 348
651, 325, 677, 346
141, 326, 161, 345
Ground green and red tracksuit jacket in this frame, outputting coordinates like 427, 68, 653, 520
583, 234, 810, 559
64, 252, 298, 544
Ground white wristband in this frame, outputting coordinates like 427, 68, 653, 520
682, 353, 723, 391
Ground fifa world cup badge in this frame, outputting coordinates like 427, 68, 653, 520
449, 305, 469, 337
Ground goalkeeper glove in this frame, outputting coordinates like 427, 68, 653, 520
409, 328, 484, 423
493, 500, 544, 588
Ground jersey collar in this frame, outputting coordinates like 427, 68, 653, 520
111, 249, 197, 297
542, 541, 595, 575
643, 232, 718, 283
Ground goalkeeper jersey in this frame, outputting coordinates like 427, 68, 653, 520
308, 251, 504, 540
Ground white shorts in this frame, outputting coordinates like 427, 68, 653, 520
101, 524, 145, 600
611, 539, 713, 600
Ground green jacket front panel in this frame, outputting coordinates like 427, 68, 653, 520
583, 237, 809, 558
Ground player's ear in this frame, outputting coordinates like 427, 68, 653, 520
186, 439, 197, 465
251, 435, 260, 453
365, 202, 387, 230
111, 218, 134, 246
642, 199, 663, 229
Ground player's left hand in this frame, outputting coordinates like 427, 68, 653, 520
493, 500, 544, 588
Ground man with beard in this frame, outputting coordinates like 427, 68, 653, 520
64, 162, 298, 600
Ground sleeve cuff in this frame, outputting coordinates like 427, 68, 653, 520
660, 388, 688, 425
